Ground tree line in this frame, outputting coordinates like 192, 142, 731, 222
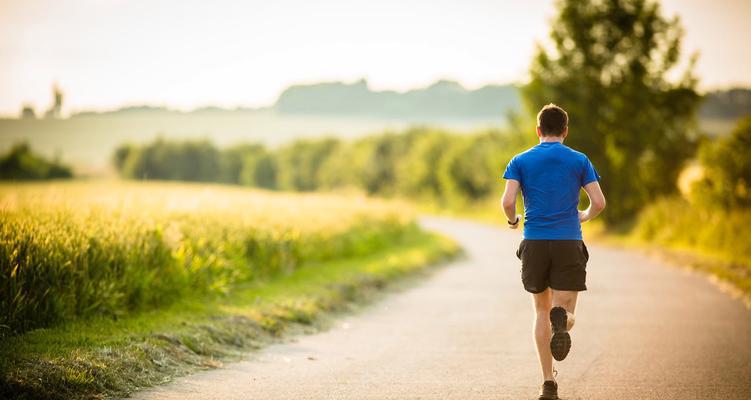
0, 143, 72, 180
112, 127, 533, 205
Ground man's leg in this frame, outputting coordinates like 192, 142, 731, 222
549, 289, 578, 362
552, 290, 578, 331
532, 288, 555, 382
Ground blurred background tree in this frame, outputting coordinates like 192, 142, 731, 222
394, 130, 452, 201
239, 145, 278, 189
0, 143, 72, 180
115, 139, 219, 182
275, 138, 341, 191
523, 0, 702, 224
692, 117, 751, 209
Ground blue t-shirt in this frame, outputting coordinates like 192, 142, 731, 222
503, 142, 600, 240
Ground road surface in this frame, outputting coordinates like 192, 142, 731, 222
134, 217, 751, 400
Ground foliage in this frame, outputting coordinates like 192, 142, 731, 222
275, 138, 341, 191
0, 181, 414, 337
218, 143, 264, 184
318, 131, 418, 195
436, 129, 531, 205
316, 127, 533, 205
113, 127, 534, 206
634, 196, 751, 294
692, 117, 751, 208
115, 140, 278, 189
116, 139, 220, 182
0, 143, 72, 180
239, 146, 278, 189
523, 0, 702, 223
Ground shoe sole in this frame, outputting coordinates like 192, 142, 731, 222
538, 392, 559, 400
550, 306, 571, 361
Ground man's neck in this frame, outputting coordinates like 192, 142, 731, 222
539, 136, 564, 144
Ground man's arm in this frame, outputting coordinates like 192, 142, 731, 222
579, 181, 606, 223
502, 179, 522, 229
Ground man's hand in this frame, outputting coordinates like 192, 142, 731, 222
502, 179, 521, 226
508, 213, 522, 229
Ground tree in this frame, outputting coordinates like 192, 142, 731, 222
114, 139, 220, 182
20, 105, 36, 119
275, 138, 341, 191
437, 130, 528, 204
239, 146, 278, 189
523, 0, 702, 223
692, 117, 751, 209
112, 144, 132, 172
0, 143, 72, 180
220, 144, 266, 184
395, 130, 453, 201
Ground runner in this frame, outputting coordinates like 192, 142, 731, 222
501, 104, 606, 400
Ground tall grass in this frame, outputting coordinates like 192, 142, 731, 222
634, 196, 751, 294
0, 181, 413, 337
635, 197, 751, 265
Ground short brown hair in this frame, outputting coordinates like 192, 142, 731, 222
537, 104, 568, 136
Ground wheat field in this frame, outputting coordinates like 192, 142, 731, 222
0, 181, 414, 337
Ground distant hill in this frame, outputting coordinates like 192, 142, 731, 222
699, 88, 751, 119
63, 81, 750, 123
273, 79, 521, 119
273, 81, 751, 121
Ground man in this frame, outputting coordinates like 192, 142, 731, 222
501, 104, 606, 400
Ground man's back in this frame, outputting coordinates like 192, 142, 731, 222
503, 142, 599, 240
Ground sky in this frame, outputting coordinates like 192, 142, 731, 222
1, 0, 750, 116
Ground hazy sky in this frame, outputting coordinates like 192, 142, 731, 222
1, 0, 750, 115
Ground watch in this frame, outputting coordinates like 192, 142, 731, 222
508, 216, 520, 225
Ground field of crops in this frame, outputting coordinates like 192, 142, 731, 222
0, 181, 414, 337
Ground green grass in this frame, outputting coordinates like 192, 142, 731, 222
0, 230, 459, 399
0, 181, 414, 337
632, 197, 751, 301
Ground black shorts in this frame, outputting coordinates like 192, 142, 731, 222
516, 239, 589, 294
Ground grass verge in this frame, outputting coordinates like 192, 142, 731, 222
631, 197, 751, 305
0, 230, 459, 399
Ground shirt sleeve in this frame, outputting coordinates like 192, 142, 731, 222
581, 157, 600, 187
502, 156, 522, 182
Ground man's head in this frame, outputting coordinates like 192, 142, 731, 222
536, 104, 568, 137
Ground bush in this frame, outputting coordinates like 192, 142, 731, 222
635, 196, 751, 282
692, 117, 751, 209
436, 130, 529, 205
118, 139, 220, 182
275, 138, 341, 191
0, 143, 73, 180
112, 128, 533, 206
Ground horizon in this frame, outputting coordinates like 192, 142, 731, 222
4, 78, 523, 117
2, 0, 751, 116
2, 77, 749, 119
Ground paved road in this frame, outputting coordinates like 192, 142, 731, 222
134, 217, 751, 400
